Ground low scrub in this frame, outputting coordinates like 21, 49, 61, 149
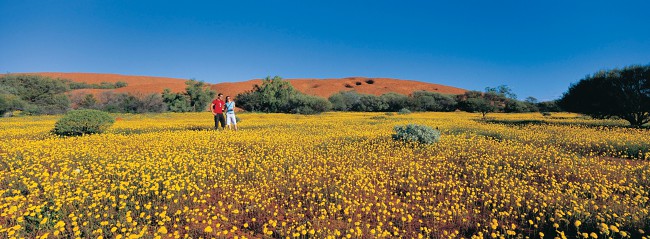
398, 108, 411, 114
53, 109, 115, 136
392, 124, 441, 144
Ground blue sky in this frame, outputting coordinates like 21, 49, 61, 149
1, 1, 649, 100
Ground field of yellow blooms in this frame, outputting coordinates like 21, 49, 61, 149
0, 112, 648, 239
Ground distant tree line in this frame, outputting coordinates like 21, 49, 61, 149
62, 80, 128, 90
72, 79, 215, 113
20, 70, 650, 127
235, 76, 560, 116
0, 74, 216, 116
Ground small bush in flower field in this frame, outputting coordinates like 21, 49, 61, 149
53, 109, 114, 136
392, 124, 440, 144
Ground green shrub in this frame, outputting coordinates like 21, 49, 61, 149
288, 93, 332, 114
409, 91, 457, 112
114, 81, 128, 88
380, 93, 409, 112
329, 91, 361, 111
0, 74, 70, 114
398, 108, 411, 115
53, 109, 115, 136
392, 124, 441, 144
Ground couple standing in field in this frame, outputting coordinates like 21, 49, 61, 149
210, 93, 238, 131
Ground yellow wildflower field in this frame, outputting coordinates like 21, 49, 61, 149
0, 112, 648, 238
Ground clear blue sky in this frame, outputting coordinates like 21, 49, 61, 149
1, 1, 649, 101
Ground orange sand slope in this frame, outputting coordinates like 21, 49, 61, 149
213, 77, 467, 98
8, 73, 466, 98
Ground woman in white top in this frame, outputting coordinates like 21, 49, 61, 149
224, 96, 238, 131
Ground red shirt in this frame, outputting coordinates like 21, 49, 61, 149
212, 99, 225, 113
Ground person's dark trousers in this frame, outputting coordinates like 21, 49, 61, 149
214, 113, 226, 129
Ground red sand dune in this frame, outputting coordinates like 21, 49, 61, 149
6, 73, 466, 99
213, 77, 467, 98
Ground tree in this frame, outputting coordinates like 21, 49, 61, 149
485, 85, 517, 99
352, 94, 388, 112
522, 96, 539, 112
457, 90, 506, 118
537, 100, 561, 112
139, 93, 167, 113
379, 93, 409, 112
558, 64, 650, 127
462, 97, 496, 118
288, 93, 332, 114
78, 94, 98, 109
236, 76, 296, 112
504, 100, 530, 113
409, 91, 457, 112
185, 79, 216, 112
0, 74, 70, 114
162, 89, 192, 112
0, 93, 26, 116
235, 90, 262, 112
328, 91, 362, 111
524, 96, 538, 104
236, 76, 330, 114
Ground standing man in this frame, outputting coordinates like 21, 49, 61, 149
210, 93, 226, 130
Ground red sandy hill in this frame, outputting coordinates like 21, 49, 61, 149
12, 73, 467, 98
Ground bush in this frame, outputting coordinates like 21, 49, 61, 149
537, 100, 561, 112
559, 64, 650, 127
504, 100, 530, 113
380, 93, 409, 112
288, 94, 331, 114
236, 76, 296, 113
0, 93, 27, 116
236, 76, 330, 114
53, 109, 115, 136
392, 124, 441, 144
398, 108, 411, 114
0, 74, 70, 114
352, 94, 388, 112
97, 92, 166, 113
66, 81, 129, 89
329, 91, 362, 111
409, 91, 457, 112
114, 81, 128, 88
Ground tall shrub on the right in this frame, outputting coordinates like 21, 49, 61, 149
559, 64, 650, 127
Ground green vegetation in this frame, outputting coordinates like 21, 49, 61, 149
398, 108, 411, 115
392, 124, 441, 144
53, 109, 114, 136
71, 92, 167, 113
0, 74, 70, 115
237, 76, 331, 114
162, 79, 216, 112
559, 64, 650, 127
64, 80, 128, 89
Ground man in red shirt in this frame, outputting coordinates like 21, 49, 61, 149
210, 93, 226, 130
